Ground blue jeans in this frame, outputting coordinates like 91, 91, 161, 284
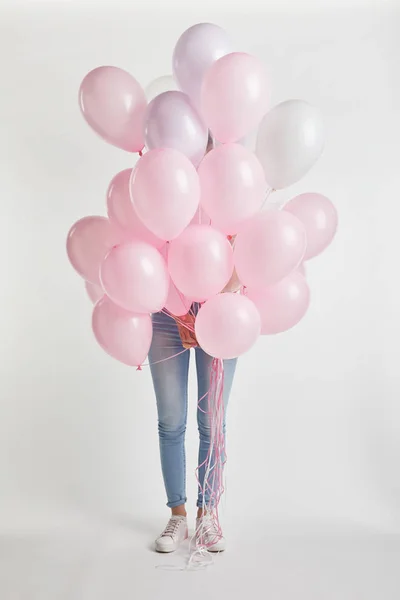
149, 310, 237, 508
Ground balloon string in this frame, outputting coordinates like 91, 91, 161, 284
140, 347, 189, 368
187, 357, 225, 569
260, 186, 275, 211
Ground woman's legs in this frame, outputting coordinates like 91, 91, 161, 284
149, 312, 190, 516
195, 348, 237, 517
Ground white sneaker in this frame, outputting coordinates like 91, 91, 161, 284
195, 515, 226, 552
155, 516, 188, 553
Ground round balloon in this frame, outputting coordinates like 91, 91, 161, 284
106, 169, 163, 248
100, 242, 169, 313
130, 148, 200, 241
66, 216, 121, 285
145, 74, 178, 103
246, 271, 310, 335
256, 100, 325, 189
195, 293, 261, 359
173, 23, 233, 111
201, 52, 269, 143
168, 225, 234, 300
144, 91, 208, 166
92, 296, 152, 367
198, 143, 266, 234
234, 210, 306, 287
79, 66, 147, 152
284, 193, 337, 260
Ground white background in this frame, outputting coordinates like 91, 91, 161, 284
0, 0, 399, 598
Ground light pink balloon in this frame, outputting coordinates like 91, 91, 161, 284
67, 216, 121, 285
195, 293, 261, 359
168, 225, 234, 301
106, 169, 163, 248
173, 23, 233, 112
144, 91, 208, 166
100, 242, 169, 313
130, 148, 200, 241
85, 281, 104, 304
92, 296, 152, 367
234, 211, 306, 288
159, 244, 192, 316
79, 66, 147, 152
246, 271, 310, 335
284, 193, 338, 260
201, 52, 269, 143
198, 143, 266, 234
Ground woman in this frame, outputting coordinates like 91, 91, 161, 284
149, 306, 237, 553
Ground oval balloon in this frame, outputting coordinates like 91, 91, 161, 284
130, 148, 200, 241
198, 143, 266, 234
100, 242, 169, 313
168, 225, 234, 301
201, 52, 269, 143
144, 91, 208, 166
246, 271, 310, 335
234, 210, 306, 288
106, 169, 163, 248
284, 193, 337, 260
66, 216, 121, 285
92, 296, 152, 367
145, 74, 179, 103
79, 66, 147, 152
195, 293, 261, 359
256, 100, 325, 189
173, 23, 233, 111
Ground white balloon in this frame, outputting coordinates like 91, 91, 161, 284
145, 75, 179, 103
256, 100, 325, 189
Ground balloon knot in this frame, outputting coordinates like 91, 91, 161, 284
138, 150, 143, 157
136, 365, 142, 371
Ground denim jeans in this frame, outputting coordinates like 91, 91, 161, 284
149, 309, 237, 508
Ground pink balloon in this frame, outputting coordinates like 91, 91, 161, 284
198, 143, 266, 234
246, 271, 310, 335
130, 148, 200, 241
144, 91, 208, 167
173, 23, 233, 112
100, 242, 169, 313
284, 193, 338, 260
92, 296, 152, 367
106, 169, 163, 248
195, 293, 261, 359
168, 225, 234, 301
85, 281, 104, 304
234, 211, 306, 288
201, 52, 269, 143
79, 66, 147, 152
67, 216, 121, 285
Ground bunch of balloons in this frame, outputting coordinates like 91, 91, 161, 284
67, 22, 337, 367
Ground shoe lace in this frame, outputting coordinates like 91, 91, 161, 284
162, 519, 181, 538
